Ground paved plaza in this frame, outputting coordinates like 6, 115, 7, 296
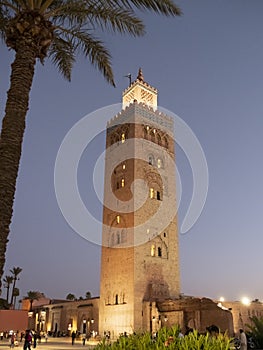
0, 338, 98, 350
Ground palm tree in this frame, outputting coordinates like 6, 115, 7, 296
12, 287, 19, 309
66, 293, 76, 301
247, 316, 263, 349
0, 0, 181, 289
25, 290, 40, 311
3, 275, 13, 303
85, 291, 91, 299
9, 266, 22, 306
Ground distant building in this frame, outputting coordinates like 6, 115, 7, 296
217, 299, 263, 335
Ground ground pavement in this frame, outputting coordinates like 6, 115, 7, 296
0, 338, 98, 350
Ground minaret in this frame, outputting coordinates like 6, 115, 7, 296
99, 69, 180, 338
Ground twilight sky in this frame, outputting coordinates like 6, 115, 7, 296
1, 0, 263, 303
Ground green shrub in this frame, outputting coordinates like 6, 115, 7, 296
246, 316, 263, 349
94, 326, 232, 350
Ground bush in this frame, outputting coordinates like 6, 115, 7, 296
246, 316, 263, 349
94, 326, 232, 350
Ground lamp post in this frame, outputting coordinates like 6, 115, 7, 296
82, 319, 87, 334
28, 311, 34, 330
90, 319, 94, 337
87, 318, 94, 339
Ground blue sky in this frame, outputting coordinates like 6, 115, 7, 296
1, 0, 263, 302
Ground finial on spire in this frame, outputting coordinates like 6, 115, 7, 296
137, 68, 144, 82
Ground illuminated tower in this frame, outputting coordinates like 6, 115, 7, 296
99, 69, 180, 338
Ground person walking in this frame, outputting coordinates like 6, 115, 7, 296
240, 329, 247, 350
10, 333, 15, 348
33, 332, 37, 348
24, 330, 32, 350
71, 331, 76, 345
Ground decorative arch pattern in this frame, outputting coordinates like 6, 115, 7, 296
143, 124, 169, 149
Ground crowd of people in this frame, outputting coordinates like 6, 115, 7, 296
0, 329, 48, 349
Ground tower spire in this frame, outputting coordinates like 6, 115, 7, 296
137, 67, 144, 82
122, 68, 157, 110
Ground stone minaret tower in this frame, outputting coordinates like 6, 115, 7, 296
99, 69, 180, 338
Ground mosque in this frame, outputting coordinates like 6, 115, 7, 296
25, 70, 263, 339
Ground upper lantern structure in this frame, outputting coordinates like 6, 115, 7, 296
122, 68, 158, 110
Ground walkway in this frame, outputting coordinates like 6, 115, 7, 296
0, 338, 98, 350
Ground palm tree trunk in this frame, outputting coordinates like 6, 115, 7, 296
30, 299, 33, 311
6, 285, 10, 303
0, 42, 36, 290
10, 278, 16, 306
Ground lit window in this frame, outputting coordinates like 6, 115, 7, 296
121, 178, 125, 187
146, 125, 149, 131
151, 245, 155, 257
122, 164, 126, 170
121, 133, 125, 143
153, 129, 156, 134
116, 215, 120, 224
157, 158, 162, 169
147, 229, 150, 234
150, 188, 154, 199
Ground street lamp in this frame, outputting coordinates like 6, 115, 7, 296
90, 319, 94, 337
241, 297, 251, 306
83, 319, 87, 334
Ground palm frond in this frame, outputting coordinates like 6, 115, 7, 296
0, 0, 20, 14
45, 1, 91, 25
109, 0, 182, 16
47, 1, 144, 38
0, 5, 9, 39
48, 34, 75, 81
74, 30, 115, 86
57, 27, 114, 86
84, 4, 145, 37
2, 0, 28, 11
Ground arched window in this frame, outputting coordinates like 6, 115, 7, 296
151, 245, 155, 257
158, 247, 162, 257
115, 294, 119, 304
121, 230, 127, 243
111, 233, 115, 246
163, 136, 168, 149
